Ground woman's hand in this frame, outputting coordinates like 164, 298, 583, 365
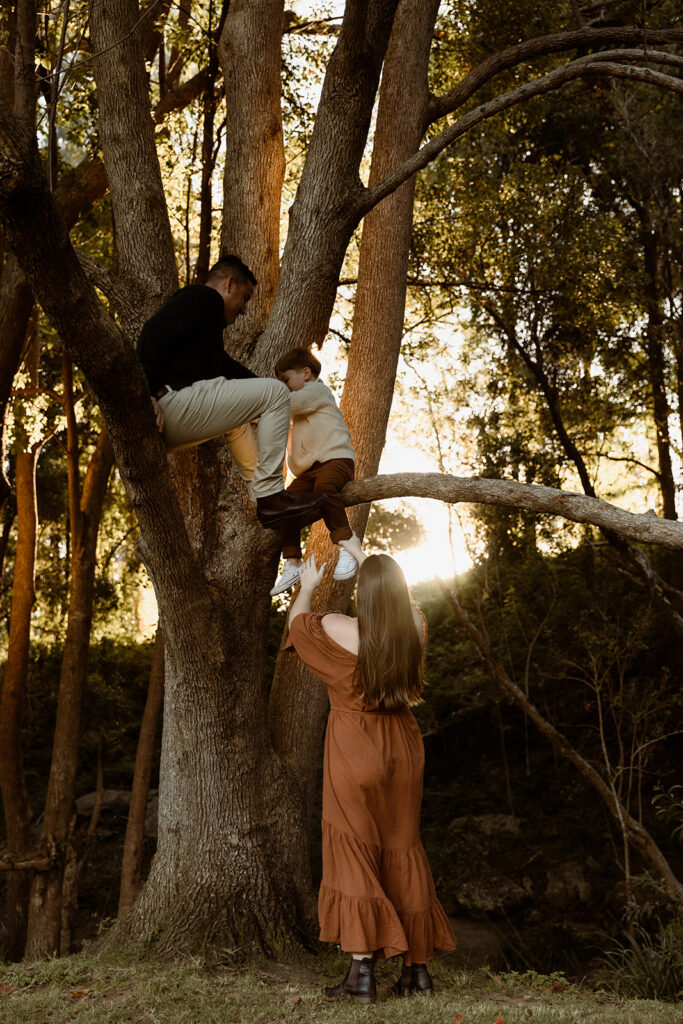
289, 554, 327, 624
299, 554, 327, 591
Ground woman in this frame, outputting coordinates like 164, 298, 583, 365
286, 552, 456, 1003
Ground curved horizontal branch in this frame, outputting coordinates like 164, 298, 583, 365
584, 48, 683, 71
360, 55, 683, 217
428, 26, 683, 122
341, 473, 683, 550
0, 852, 52, 871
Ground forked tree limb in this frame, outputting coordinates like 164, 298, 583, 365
341, 473, 683, 550
362, 56, 683, 216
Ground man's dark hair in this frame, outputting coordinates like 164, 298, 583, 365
275, 347, 322, 379
206, 254, 257, 287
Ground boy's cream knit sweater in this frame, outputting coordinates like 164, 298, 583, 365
287, 379, 355, 476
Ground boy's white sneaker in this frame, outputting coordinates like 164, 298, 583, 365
270, 562, 302, 596
333, 547, 358, 581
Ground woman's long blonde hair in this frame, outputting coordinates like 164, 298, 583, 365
353, 554, 425, 710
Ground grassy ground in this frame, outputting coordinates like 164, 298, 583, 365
0, 950, 681, 1024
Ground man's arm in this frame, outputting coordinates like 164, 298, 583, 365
220, 351, 257, 380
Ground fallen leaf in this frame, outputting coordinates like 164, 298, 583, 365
71, 988, 93, 998
492, 976, 502, 986
285, 995, 301, 1005
0, 984, 14, 994
494, 1017, 505, 1024
454, 1015, 464, 1022
552, 980, 563, 993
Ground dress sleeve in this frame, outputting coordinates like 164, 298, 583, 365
285, 612, 354, 687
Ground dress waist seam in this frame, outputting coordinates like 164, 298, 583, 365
330, 707, 408, 716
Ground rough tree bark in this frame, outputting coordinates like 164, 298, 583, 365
24, 353, 114, 958
218, 0, 285, 352
89, 0, 178, 322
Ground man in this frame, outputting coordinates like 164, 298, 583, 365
136, 254, 326, 528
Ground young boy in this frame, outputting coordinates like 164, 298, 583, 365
270, 347, 365, 596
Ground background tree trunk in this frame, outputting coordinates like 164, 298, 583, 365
0, 250, 33, 503
0, 447, 39, 958
642, 230, 677, 520
24, 382, 114, 958
118, 628, 164, 917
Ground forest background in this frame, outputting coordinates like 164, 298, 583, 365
1, 0, 683, 1007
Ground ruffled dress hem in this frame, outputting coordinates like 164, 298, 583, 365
319, 820, 457, 962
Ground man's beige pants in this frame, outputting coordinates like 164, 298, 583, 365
158, 376, 290, 498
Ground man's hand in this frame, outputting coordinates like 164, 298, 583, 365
151, 397, 165, 435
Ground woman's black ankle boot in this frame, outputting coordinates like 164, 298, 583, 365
390, 960, 413, 996
410, 962, 434, 995
391, 961, 434, 996
324, 957, 377, 1004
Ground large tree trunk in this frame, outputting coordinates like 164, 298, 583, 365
218, 0, 285, 354
101, 451, 306, 954
267, 0, 440, 921
24, 370, 114, 959
0, 448, 38, 958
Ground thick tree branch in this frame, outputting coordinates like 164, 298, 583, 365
153, 68, 211, 123
341, 473, 683, 550
427, 27, 683, 122
361, 55, 683, 217
76, 253, 140, 341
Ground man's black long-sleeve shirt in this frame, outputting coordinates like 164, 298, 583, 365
136, 284, 256, 394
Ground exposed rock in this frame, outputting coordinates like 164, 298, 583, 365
74, 788, 159, 833
545, 861, 591, 906
75, 789, 131, 815
455, 875, 532, 915
447, 916, 504, 968
450, 814, 521, 836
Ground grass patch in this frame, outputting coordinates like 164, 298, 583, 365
0, 950, 681, 1024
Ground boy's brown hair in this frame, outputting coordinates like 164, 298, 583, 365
275, 347, 321, 379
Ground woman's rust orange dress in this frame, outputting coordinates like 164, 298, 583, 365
286, 612, 456, 963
